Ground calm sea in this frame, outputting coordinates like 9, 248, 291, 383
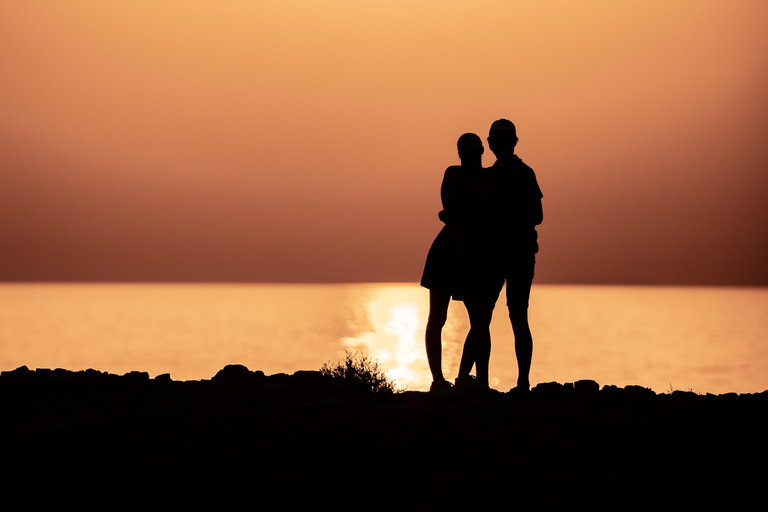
1, 283, 766, 394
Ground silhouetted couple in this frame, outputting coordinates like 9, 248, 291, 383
421, 119, 543, 394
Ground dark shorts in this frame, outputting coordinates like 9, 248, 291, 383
503, 252, 536, 311
452, 266, 504, 303
454, 250, 535, 308
423, 228, 536, 308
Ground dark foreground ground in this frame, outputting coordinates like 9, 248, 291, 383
2, 365, 766, 510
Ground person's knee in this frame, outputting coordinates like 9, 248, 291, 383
467, 300, 495, 325
508, 307, 529, 326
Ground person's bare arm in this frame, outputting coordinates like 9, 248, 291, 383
529, 197, 543, 226
438, 167, 469, 267
440, 166, 460, 219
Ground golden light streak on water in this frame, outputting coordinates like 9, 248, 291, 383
2, 284, 767, 394
340, 286, 435, 390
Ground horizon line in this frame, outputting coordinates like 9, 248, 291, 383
2, 280, 766, 289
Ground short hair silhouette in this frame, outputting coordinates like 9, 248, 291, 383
457, 132, 484, 160
487, 118, 518, 157
489, 118, 516, 136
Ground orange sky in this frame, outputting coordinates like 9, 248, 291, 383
2, 1, 767, 285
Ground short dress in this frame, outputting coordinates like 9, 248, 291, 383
420, 167, 504, 302
419, 224, 456, 296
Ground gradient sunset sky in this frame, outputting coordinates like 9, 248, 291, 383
2, 1, 767, 285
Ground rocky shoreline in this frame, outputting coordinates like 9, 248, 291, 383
3, 364, 766, 508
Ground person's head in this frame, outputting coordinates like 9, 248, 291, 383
457, 132, 484, 165
487, 119, 518, 160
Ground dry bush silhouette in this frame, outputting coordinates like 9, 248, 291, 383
320, 351, 398, 395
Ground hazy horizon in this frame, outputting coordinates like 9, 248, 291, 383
2, 2, 767, 286
4, 283, 767, 393
2, 281, 766, 289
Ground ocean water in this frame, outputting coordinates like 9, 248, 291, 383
1, 283, 766, 394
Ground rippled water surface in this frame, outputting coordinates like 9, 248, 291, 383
2, 283, 767, 394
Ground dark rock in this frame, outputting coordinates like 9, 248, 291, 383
671, 389, 698, 399
601, 384, 655, 401
532, 381, 565, 396
83, 368, 108, 382
1, 364, 767, 510
0, 366, 35, 390
624, 385, 656, 398
122, 371, 150, 382
291, 370, 324, 383
1, 365, 31, 378
265, 372, 291, 383
212, 364, 254, 383
575, 379, 599, 393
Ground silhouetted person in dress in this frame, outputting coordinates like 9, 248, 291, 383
421, 133, 492, 393
486, 119, 543, 392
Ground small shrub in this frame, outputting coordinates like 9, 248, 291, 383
667, 382, 695, 394
320, 351, 398, 395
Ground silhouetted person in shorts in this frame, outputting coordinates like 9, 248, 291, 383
487, 118, 543, 392
421, 133, 492, 393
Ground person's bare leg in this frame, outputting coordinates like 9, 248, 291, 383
509, 308, 532, 390
458, 300, 493, 387
456, 328, 475, 381
426, 290, 451, 383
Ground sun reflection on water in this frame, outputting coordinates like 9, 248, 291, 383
340, 286, 432, 390
380, 303, 422, 385
4, 284, 766, 394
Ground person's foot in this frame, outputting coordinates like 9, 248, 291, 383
429, 379, 457, 396
455, 375, 496, 395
